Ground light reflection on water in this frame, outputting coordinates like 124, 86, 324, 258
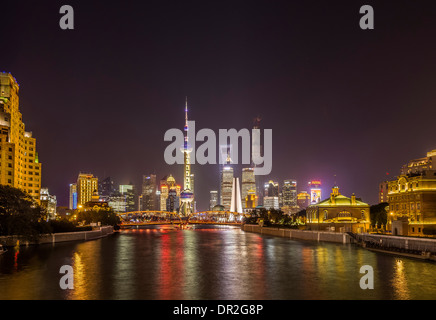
1, 225, 436, 300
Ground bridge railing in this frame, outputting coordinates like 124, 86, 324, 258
117, 210, 247, 224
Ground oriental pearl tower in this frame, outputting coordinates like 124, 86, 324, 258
179, 98, 194, 216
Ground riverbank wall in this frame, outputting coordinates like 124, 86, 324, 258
242, 224, 436, 261
354, 233, 436, 254
0, 226, 114, 247
241, 224, 354, 244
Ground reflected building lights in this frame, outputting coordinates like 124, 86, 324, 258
392, 259, 410, 300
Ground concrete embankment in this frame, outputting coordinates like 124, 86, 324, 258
354, 233, 436, 261
0, 226, 114, 247
241, 224, 354, 244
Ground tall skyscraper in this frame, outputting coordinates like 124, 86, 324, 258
264, 180, 279, 197
220, 165, 233, 210
263, 180, 279, 210
120, 184, 136, 212
297, 191, 311, 209
0, 72, 42, 202
69, 183, 77, 209
141, 174, 157, 211
179, 98, 194, 216
160, 174, 181, 211
210, 190, 218, 210
309, 180, 322, 204
252, 116, 263, 205
230, 177, 243, 213
242, 168, 256, 209
282, 179, 298, 207
77, 173, 98, 206
108, 190, 126, 213
220, 144, 233, 211
166, 188, 180, 212
281, 179, 298, 214
99, 176, 115, 202
40, 188, 57, 219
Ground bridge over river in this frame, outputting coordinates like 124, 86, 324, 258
117, 210, 249, 228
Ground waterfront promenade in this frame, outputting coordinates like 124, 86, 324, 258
0, 226, 114, 247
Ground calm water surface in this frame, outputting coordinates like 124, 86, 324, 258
1, 225, 436, 300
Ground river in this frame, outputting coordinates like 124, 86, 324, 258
1, 225, 436, 300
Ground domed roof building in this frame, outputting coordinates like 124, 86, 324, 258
306, 186, 370, 233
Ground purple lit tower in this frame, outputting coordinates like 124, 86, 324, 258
179, 98, 194, 216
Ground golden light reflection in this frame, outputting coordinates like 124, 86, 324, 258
392, 259, 410, 300
70, 251, 87, 300
334, 247, 345, 276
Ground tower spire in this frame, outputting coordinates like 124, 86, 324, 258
185, 96, 188, 127
180, 97, 194, 216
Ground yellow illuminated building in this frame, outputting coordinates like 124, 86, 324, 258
306, 186, 370, 233
245, 189, 257, 209
386, 150, 436, 236
0, 72, 42, 202
77, 173, 98, 206
159, 174, 181, 212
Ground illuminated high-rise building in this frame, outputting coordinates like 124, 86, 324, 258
99, 176, 115, 202
190, 173, 196, 212
77, 173, 98, 206
166, 188, 180, 213
282, 179, 297, 207
140, 174, 157, 211
297, 191, 311, 209
264, 180, 279, 198
0, 72, 42, 202
160, 174, 181, 211
242, 168, 256, 208
69, 183, 77, 209
281, 179, 298, 214
220, 165, 233, 211
245, 189, 257, 209
309, 180, 322, 204
219, 143, 234, 210
210, 190, 218, 210
264, 196, 280, 210
252, 116, 263, 205
120, 184, 136, 212
40, 188, 57, 219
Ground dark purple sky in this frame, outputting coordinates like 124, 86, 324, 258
3, 0, 436, 210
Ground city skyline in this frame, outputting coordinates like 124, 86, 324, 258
2, 1, 436, 211
4, 0, 436, 306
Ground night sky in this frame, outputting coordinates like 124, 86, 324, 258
2, 0, 436, 210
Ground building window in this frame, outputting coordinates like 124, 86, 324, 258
338, 211, 351, 219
